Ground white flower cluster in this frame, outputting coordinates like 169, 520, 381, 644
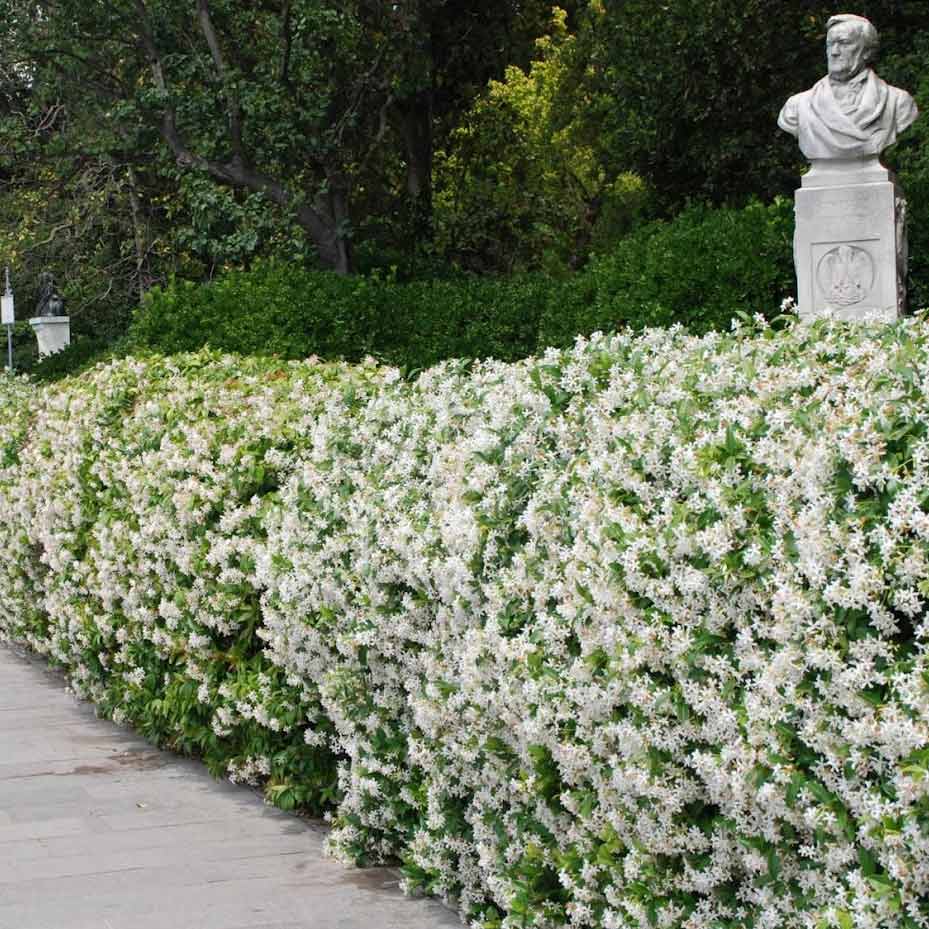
1, 317, 929, 929
227, 753, 271, 786
0, 352, 381, 795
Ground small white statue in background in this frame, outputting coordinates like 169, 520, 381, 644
35, 272, 65, 318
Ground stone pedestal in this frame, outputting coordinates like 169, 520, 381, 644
793, 157, 906, 322
29, 316, 70, 357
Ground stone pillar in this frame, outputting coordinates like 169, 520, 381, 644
29, 316, 71, 357
793, 157, 905, 323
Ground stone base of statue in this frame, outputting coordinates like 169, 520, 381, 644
793, 157, 906, 322
29, 316, 71, 357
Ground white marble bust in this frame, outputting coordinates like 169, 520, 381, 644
778, 14, 918, 160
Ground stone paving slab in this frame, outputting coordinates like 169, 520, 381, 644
0, 645, 460, 929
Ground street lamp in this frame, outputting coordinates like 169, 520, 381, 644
1, 268, 13, 372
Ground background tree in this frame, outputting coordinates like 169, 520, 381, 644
350, 0, 575, 265
0, 0, 566, 279
1, 0, 929, 374
432, 7, 645, 273
594, 0, 929, 214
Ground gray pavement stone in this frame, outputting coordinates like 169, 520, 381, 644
0, 645, 461, 929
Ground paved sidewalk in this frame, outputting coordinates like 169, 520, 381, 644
0, 645, 460, 929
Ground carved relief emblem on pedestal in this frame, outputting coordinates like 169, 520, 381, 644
816, 245, 875, 306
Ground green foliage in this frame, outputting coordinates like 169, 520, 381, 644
1, 0, 928, 316
882, 32, 929, 310
0, 157, 162, 356
536, 198, 796, 346
128, 198, 796, 371
28, 337, 117, 384
128, 262, 546, 369
433, 7, 646, 272
595, 0, 929, 214
594, 0, 809, 212
0, 0, 568, 290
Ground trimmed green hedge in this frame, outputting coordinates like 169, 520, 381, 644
127, 198, 796, 369
535, 198, 795, 347
28, 336, 117, 383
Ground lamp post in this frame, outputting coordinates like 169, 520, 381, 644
1, 268, 13, 372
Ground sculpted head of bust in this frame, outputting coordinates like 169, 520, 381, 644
825, 14, 877, 83
778, 14, 918, 161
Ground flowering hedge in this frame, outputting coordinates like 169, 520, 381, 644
1, 317, 929, 929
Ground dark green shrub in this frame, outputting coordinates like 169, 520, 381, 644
883, 37, 929, 311
390, 276, 546, 368
537, 197, 795, 349
28, 336, 116, 383
129, 264, 354, 358
129, 199, 798, 370
129, 262, 545, 369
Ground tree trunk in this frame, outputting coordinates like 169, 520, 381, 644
394, 91, 434, 241
124, 164, 154, 295
309, 171, 353, 275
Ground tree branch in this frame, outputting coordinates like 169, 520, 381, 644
280, 0, 293, 87
131, 0, 348, 271
7, 47, 132, 99
196, 0, 244, 159
332, 39, 392, 149
133, 0, 181, 151
33, 221, 74, 248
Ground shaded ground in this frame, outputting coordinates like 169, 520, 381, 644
0, 645, 459, 929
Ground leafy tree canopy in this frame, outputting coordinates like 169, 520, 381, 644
594, 0, 929, 213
